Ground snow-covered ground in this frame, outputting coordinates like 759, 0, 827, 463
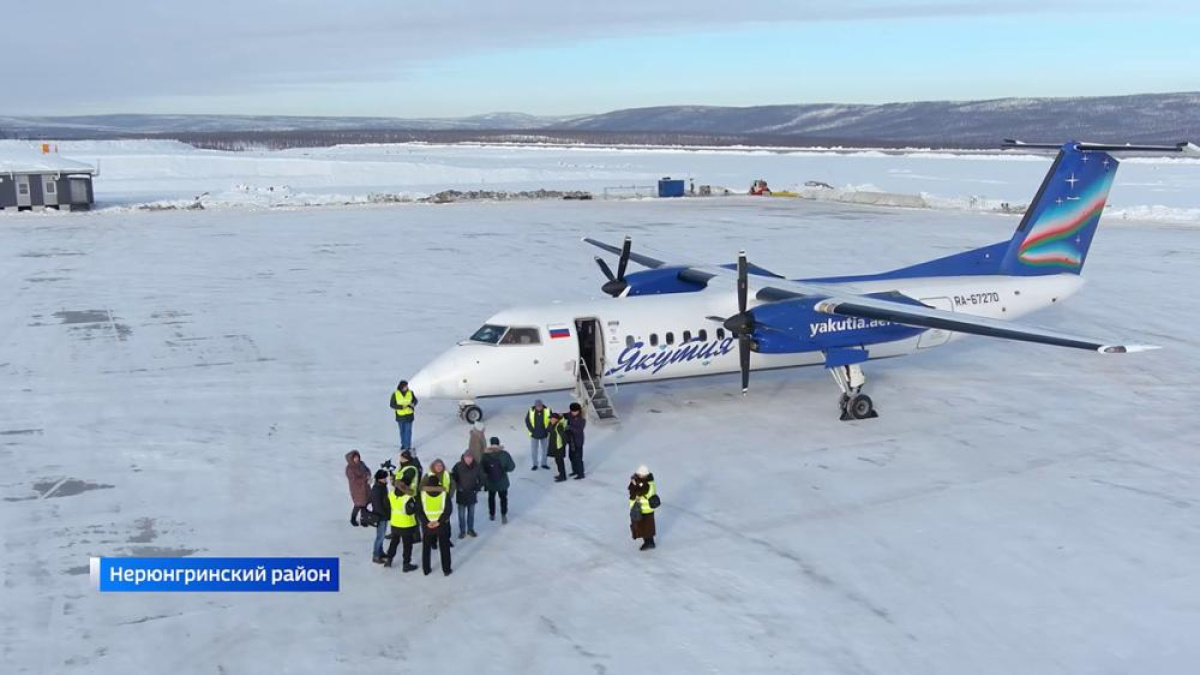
2, 149, 1200, 674
3, 140, 1200, 223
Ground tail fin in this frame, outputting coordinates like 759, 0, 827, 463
1000, 142, 1117, 275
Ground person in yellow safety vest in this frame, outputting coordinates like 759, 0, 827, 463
525, 399, 552, 471
418, 474, 453, 576
628, 465, 659, 551
392, 450, 424, 544
424, 458, 452, 492
384, 478, 420, 572
390, 380, 419, 451
548, 413, 569, 482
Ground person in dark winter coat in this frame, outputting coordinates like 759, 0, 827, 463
526, 399, 552, 470
368, 470, 391, 563
547, 413, 569, 482
345, 450, 372, 527
629, 465, 658, 550
481, 437, 515, 523
450, 450, 483, 539
566, 402, 587, 480
418, 475, 453, 576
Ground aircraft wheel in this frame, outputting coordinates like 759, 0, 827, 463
847, 394, 875, 420
461, 405, 484, 424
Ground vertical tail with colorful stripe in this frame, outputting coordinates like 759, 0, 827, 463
1000, 142, 1118, 275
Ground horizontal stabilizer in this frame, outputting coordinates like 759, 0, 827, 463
1002, 139, 1199, 154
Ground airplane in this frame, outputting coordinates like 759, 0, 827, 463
408, 140, 1196, 423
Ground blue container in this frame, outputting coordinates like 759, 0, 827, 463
657, 177, 685, 198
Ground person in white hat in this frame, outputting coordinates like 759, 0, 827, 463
628, 465, 659, 551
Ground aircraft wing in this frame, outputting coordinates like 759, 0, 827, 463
583, 237, 1158, 354
813, 295, 1157, 354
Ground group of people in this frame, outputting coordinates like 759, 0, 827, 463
344, 437, 518, 576
341, 381, 659, 578
525, 399, 587, 482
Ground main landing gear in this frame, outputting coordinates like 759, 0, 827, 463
458, 402, 484, 424
830, 364, 878, 421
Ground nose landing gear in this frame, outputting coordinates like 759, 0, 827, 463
830, 364, 878, 421
458, 402, 484, 424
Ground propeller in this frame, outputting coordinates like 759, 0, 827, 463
709, 251, 755, 395
595, 236, 633, 297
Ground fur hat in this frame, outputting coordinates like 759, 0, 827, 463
374, 469, 389, 481
635, 465, 650, 477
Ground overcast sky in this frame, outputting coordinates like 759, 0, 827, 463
9, 1, 1200, 117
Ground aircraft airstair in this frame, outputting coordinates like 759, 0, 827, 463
576, 360, 618, 422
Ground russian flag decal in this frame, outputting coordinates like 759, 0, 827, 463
548, 326, 571, 340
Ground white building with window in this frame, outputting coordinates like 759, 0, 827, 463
0, 147, 96, 211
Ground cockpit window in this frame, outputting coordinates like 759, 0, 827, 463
470, 324, 507, 344
500, 327, 541, 345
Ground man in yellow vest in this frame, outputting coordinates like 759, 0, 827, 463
525, 399, 552, 471
393, 450, 423, 544
390, 380, 418, 451
384, 477, 420, 572
418, 474, 453, 576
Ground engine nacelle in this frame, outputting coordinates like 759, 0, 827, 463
750, 297, 924, 353
625, 267, 709, 296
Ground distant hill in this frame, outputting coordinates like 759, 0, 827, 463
3, 92, 1198, 146
0, 112, 578, 137
553, 92, 1200, 145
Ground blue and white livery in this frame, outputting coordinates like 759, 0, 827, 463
410, 141, 1196, 422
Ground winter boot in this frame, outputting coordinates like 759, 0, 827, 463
501, 514, 508, 525
639, 538, 656, 551
458, 531, 466, 540
402, 564, 418, 573
468, 530, 478, 538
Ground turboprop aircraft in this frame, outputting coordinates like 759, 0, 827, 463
408, 140, 1195, 422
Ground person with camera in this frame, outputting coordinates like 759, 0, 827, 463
368, 470, 391, 564
418, 474, 454, 576
628, 465, 660, 551
482, 437, 515, 524
385, 474, 420, 572
344, 450, 372, 528
450, 450, 483, 539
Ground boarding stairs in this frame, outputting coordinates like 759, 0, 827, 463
576, 359, 618, 422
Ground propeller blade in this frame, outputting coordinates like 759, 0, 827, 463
594, 256, 616, 282
737, 250, 748, 315
616, 236, 632, 280
739, 335, 751, 395
706, 315, 727, 323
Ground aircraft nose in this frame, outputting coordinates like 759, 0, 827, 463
407, 351, 463, 400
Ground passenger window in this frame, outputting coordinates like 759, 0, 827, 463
665, 332, 674, 345
698, 329, 708, 341
650, 334, 659, 347
500, 327, 541, 345
717, 328, 726, 340
625, 335, 635, 348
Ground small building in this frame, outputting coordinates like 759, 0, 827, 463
0, 149, 96, 211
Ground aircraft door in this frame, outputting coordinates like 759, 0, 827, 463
917, 297, 954, 348
574, 318, 604, 378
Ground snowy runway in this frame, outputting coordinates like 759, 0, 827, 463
2, 194, 1199, 674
